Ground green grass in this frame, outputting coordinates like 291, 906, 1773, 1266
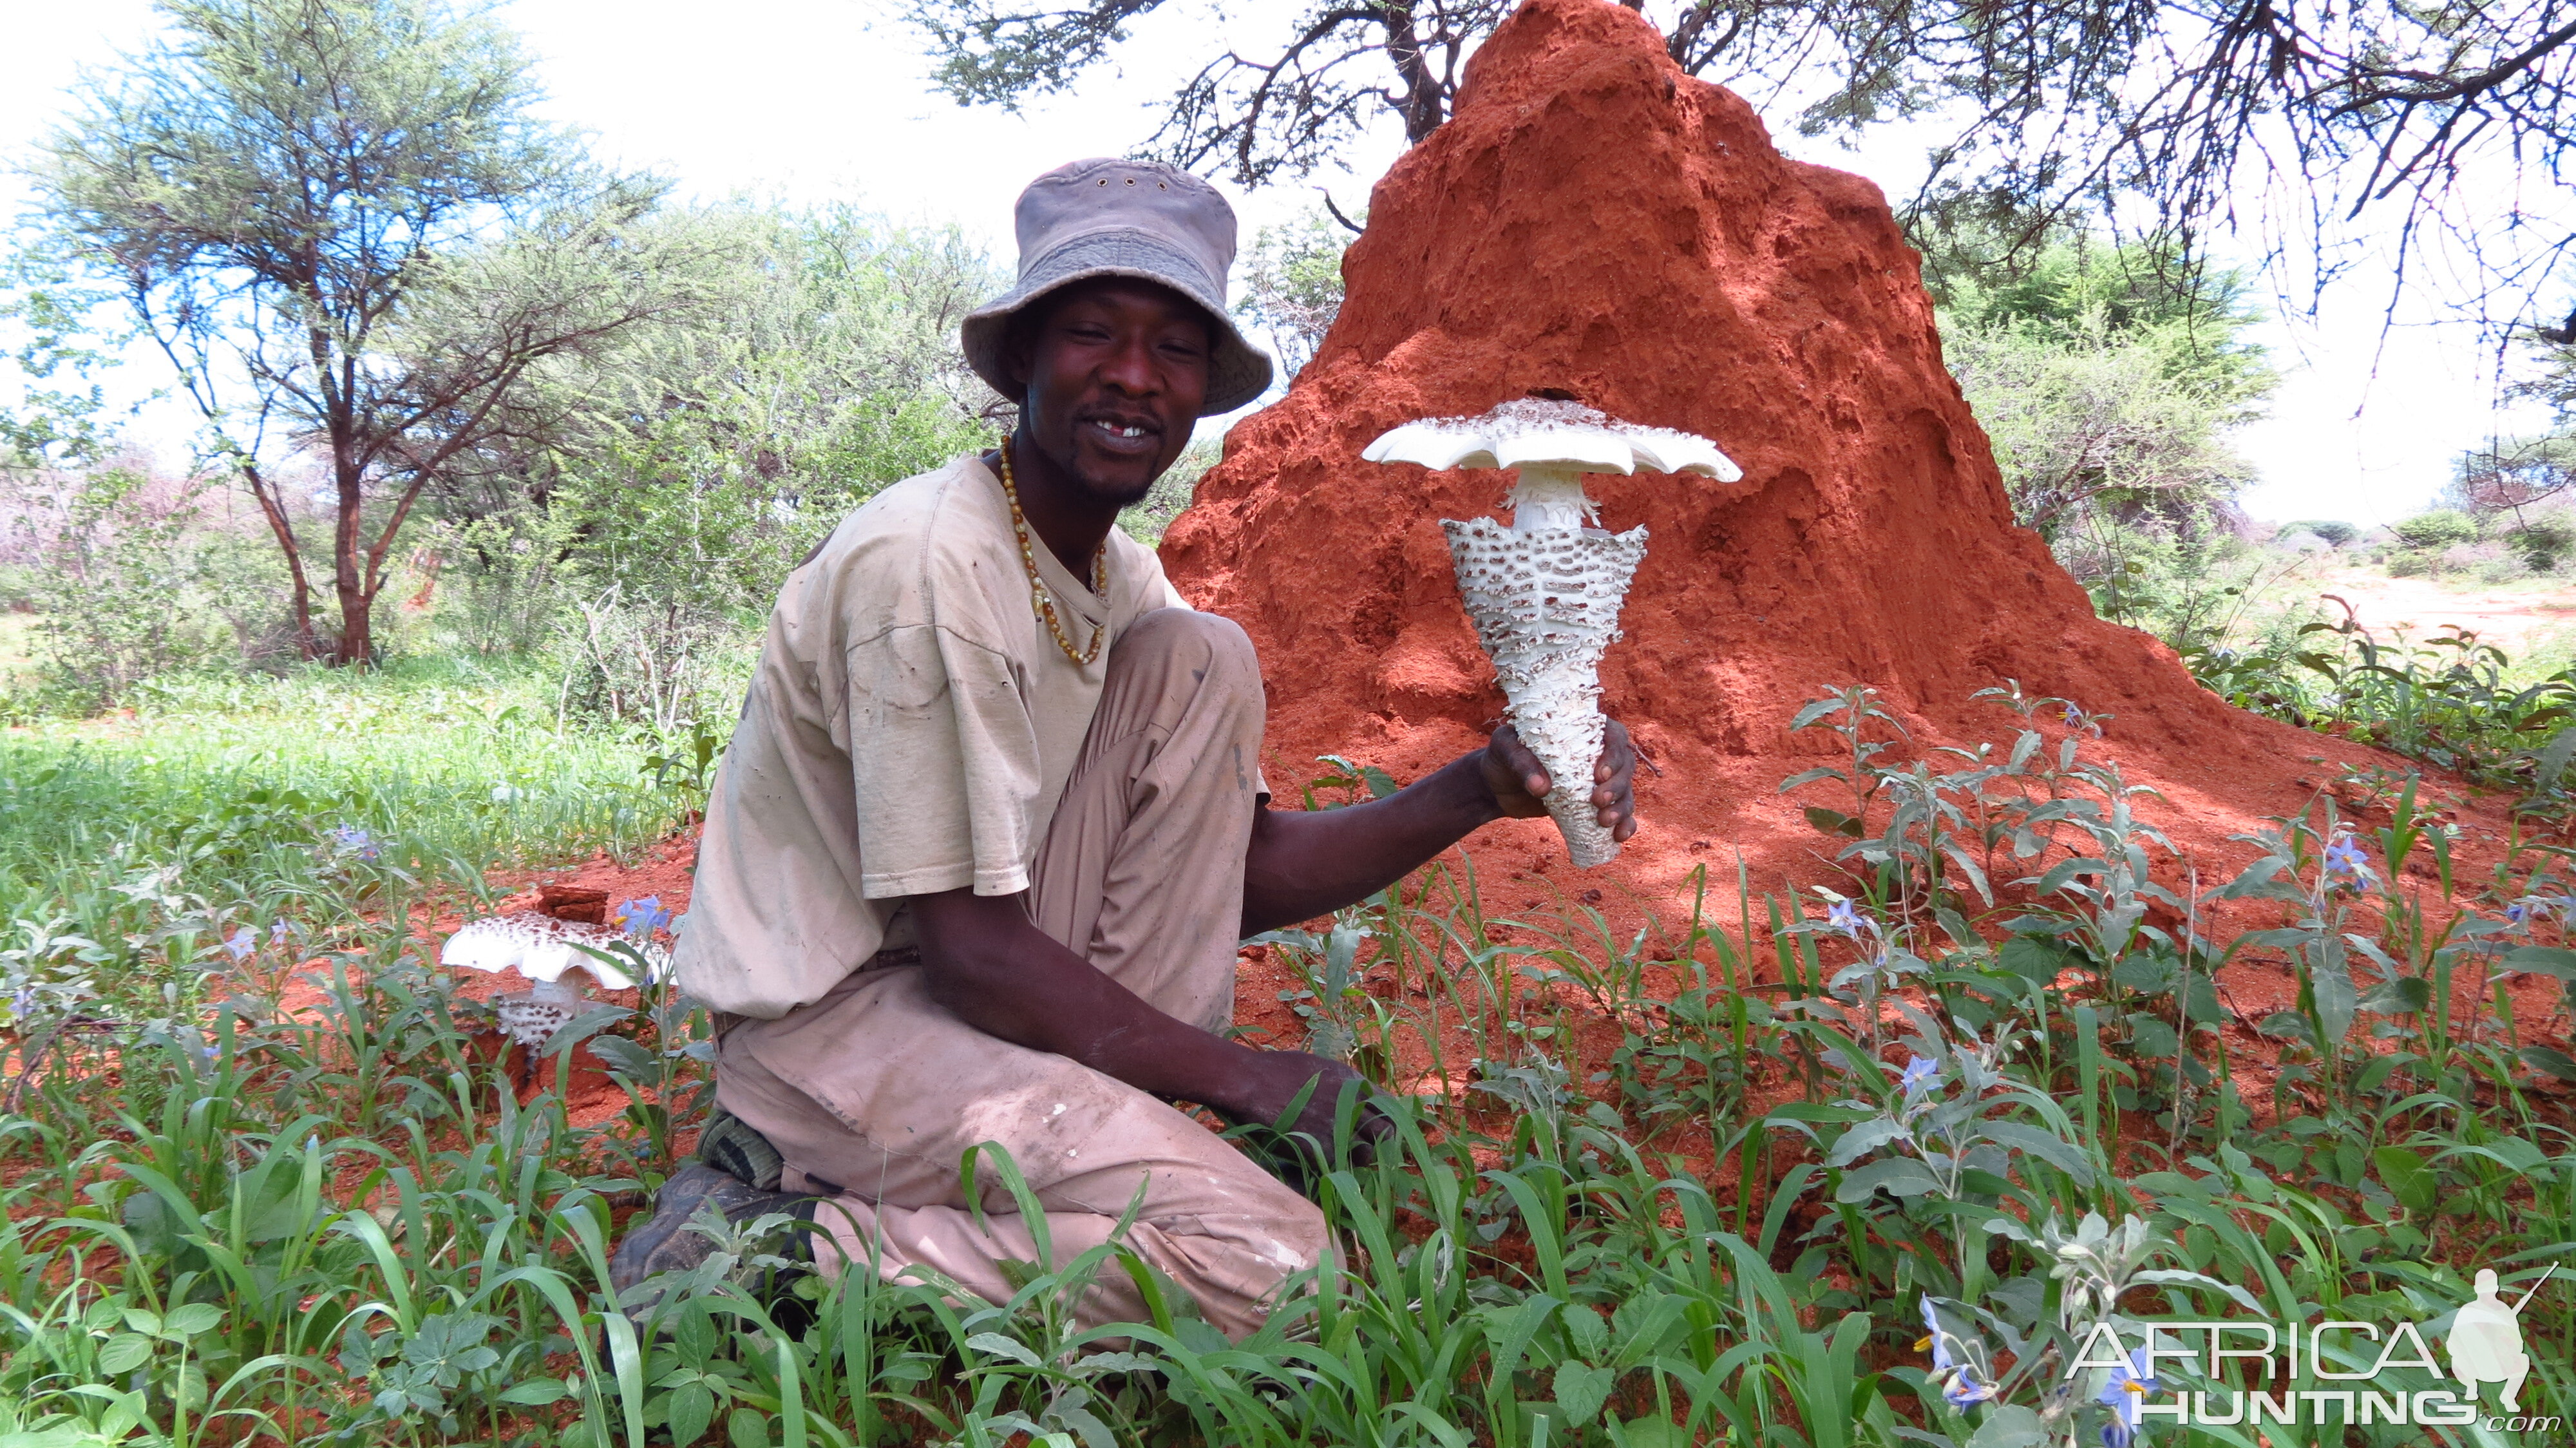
0, 657, 690, 1025
0, 666, 2571, 1447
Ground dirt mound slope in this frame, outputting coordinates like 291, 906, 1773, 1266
1162, 0, 2470, 919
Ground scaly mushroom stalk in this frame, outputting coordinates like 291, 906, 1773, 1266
1365, 399, 1741, 867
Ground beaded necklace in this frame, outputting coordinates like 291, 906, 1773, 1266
996, 441, 1107, 666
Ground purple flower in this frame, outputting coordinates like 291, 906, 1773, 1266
2098, 1348, 2160, 1447
2322, 833, 2374, 888
1919, 1298, 1953, 1370
2061, 703, 2083, 727
9, 986, 33, 1018
1826, 899, 1863, 937
271, 920, 290, 944
223, 929, 254, 962
2508, 897, 2552, 926
332, 824, 379, 861
1943, 1367, 1996, 1408
1898, 1054, 1939, 1098
1920, 1297, 1996, 1407
614, 895, 674, 938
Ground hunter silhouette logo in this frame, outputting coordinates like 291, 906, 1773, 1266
2450, 1264, 2552, 1413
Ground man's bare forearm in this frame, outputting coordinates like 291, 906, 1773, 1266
911, 887, 1349, 1129
1238, 752, 1502, 935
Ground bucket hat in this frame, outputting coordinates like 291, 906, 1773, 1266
961, 158, 1274, 417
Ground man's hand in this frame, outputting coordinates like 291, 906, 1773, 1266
1478, 719, 1641, 843
915, 888, 1394, 1161
1240, 718, 1649, 935
1229, 1049, 1396, 1159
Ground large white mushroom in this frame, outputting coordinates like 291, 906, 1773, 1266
442, 914, 668, 1049
1364, 397, 1741, 867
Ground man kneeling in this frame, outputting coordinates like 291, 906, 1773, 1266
611, 158, 1638, 1338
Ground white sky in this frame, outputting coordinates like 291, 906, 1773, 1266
3, 0, 2561, 526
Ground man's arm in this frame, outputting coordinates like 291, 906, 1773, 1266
1238, 721, 1638, 936
909, 719, 1636, 1150
911, 886, 1373, 1145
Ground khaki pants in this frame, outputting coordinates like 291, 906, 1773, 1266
713, 609, 1327, 1338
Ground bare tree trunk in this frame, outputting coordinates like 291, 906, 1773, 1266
234, 457, 321, 658
1379, 2, 1448, 143
332, 445, 371, 667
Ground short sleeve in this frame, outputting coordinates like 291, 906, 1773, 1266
844, 622, 1043, 898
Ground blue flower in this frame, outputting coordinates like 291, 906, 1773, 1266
2061, 703, 2083, 727
1898, 1054, 1939, 1098
614, 895, 674, 938
1942, 1367, 1996, 1407
2508, 897, 2552, 926
2322, 833, 2374, 888
1918, 1297, 1955, 1371
332, 824, 379, 861
9, 986, 33, 1018
1826, 899, 1862, 937
2098, 1348, 2161, 1447
270, 920, 290, 944
223, 929, 254, 962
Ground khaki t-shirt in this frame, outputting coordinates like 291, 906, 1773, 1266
675, 454, 1189, 1019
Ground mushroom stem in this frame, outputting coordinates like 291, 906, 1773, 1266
1506, 466, 1601, 532
527, 976, 583, 1011
1517, 653, 1622, 868
1443, 515, 1646, 869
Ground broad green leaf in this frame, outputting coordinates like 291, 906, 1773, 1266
2517, 1046, 2576, 1083
497, 1378, 569, 1405
2503, 946, 2576, 980
667, 1381, 715, 1447
2311, 959, 2357, 1043
963, 1332, 1044, 1368
1553, 1360, 1615, 1427
1965, 1404, 2047, 1447
2359, 974, 2430, 1015
1997, 934, 2071, 986
2373, 1147, 2438, 1215
1835, 1156, 1943, 1202
1610, 1416, 1694, 1448
1980, 1121, 2095, 1184
1825, 1118, 1909, 1168
1803, 806, 1863, 839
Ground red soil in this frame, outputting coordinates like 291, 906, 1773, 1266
1159, 0, 2533, 942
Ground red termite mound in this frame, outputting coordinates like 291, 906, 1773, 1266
1162, 0, 2445, 922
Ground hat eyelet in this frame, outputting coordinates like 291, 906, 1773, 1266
1124, 178, 1136, 186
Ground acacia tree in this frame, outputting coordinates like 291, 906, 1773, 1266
908, 0, 2576, 309
33, 0, 688, 665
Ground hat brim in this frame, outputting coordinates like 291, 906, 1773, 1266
961, 229, 1274, 417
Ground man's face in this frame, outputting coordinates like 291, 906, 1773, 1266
1009, 278, 1212, 507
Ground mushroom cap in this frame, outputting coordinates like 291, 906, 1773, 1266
1362, 398, 1742, 482
440, 914, 664, 991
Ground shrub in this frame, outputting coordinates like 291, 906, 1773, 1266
2279, 517, 2359, 546
2508, 512, 2576, 569
2389, 508, 2479, 549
